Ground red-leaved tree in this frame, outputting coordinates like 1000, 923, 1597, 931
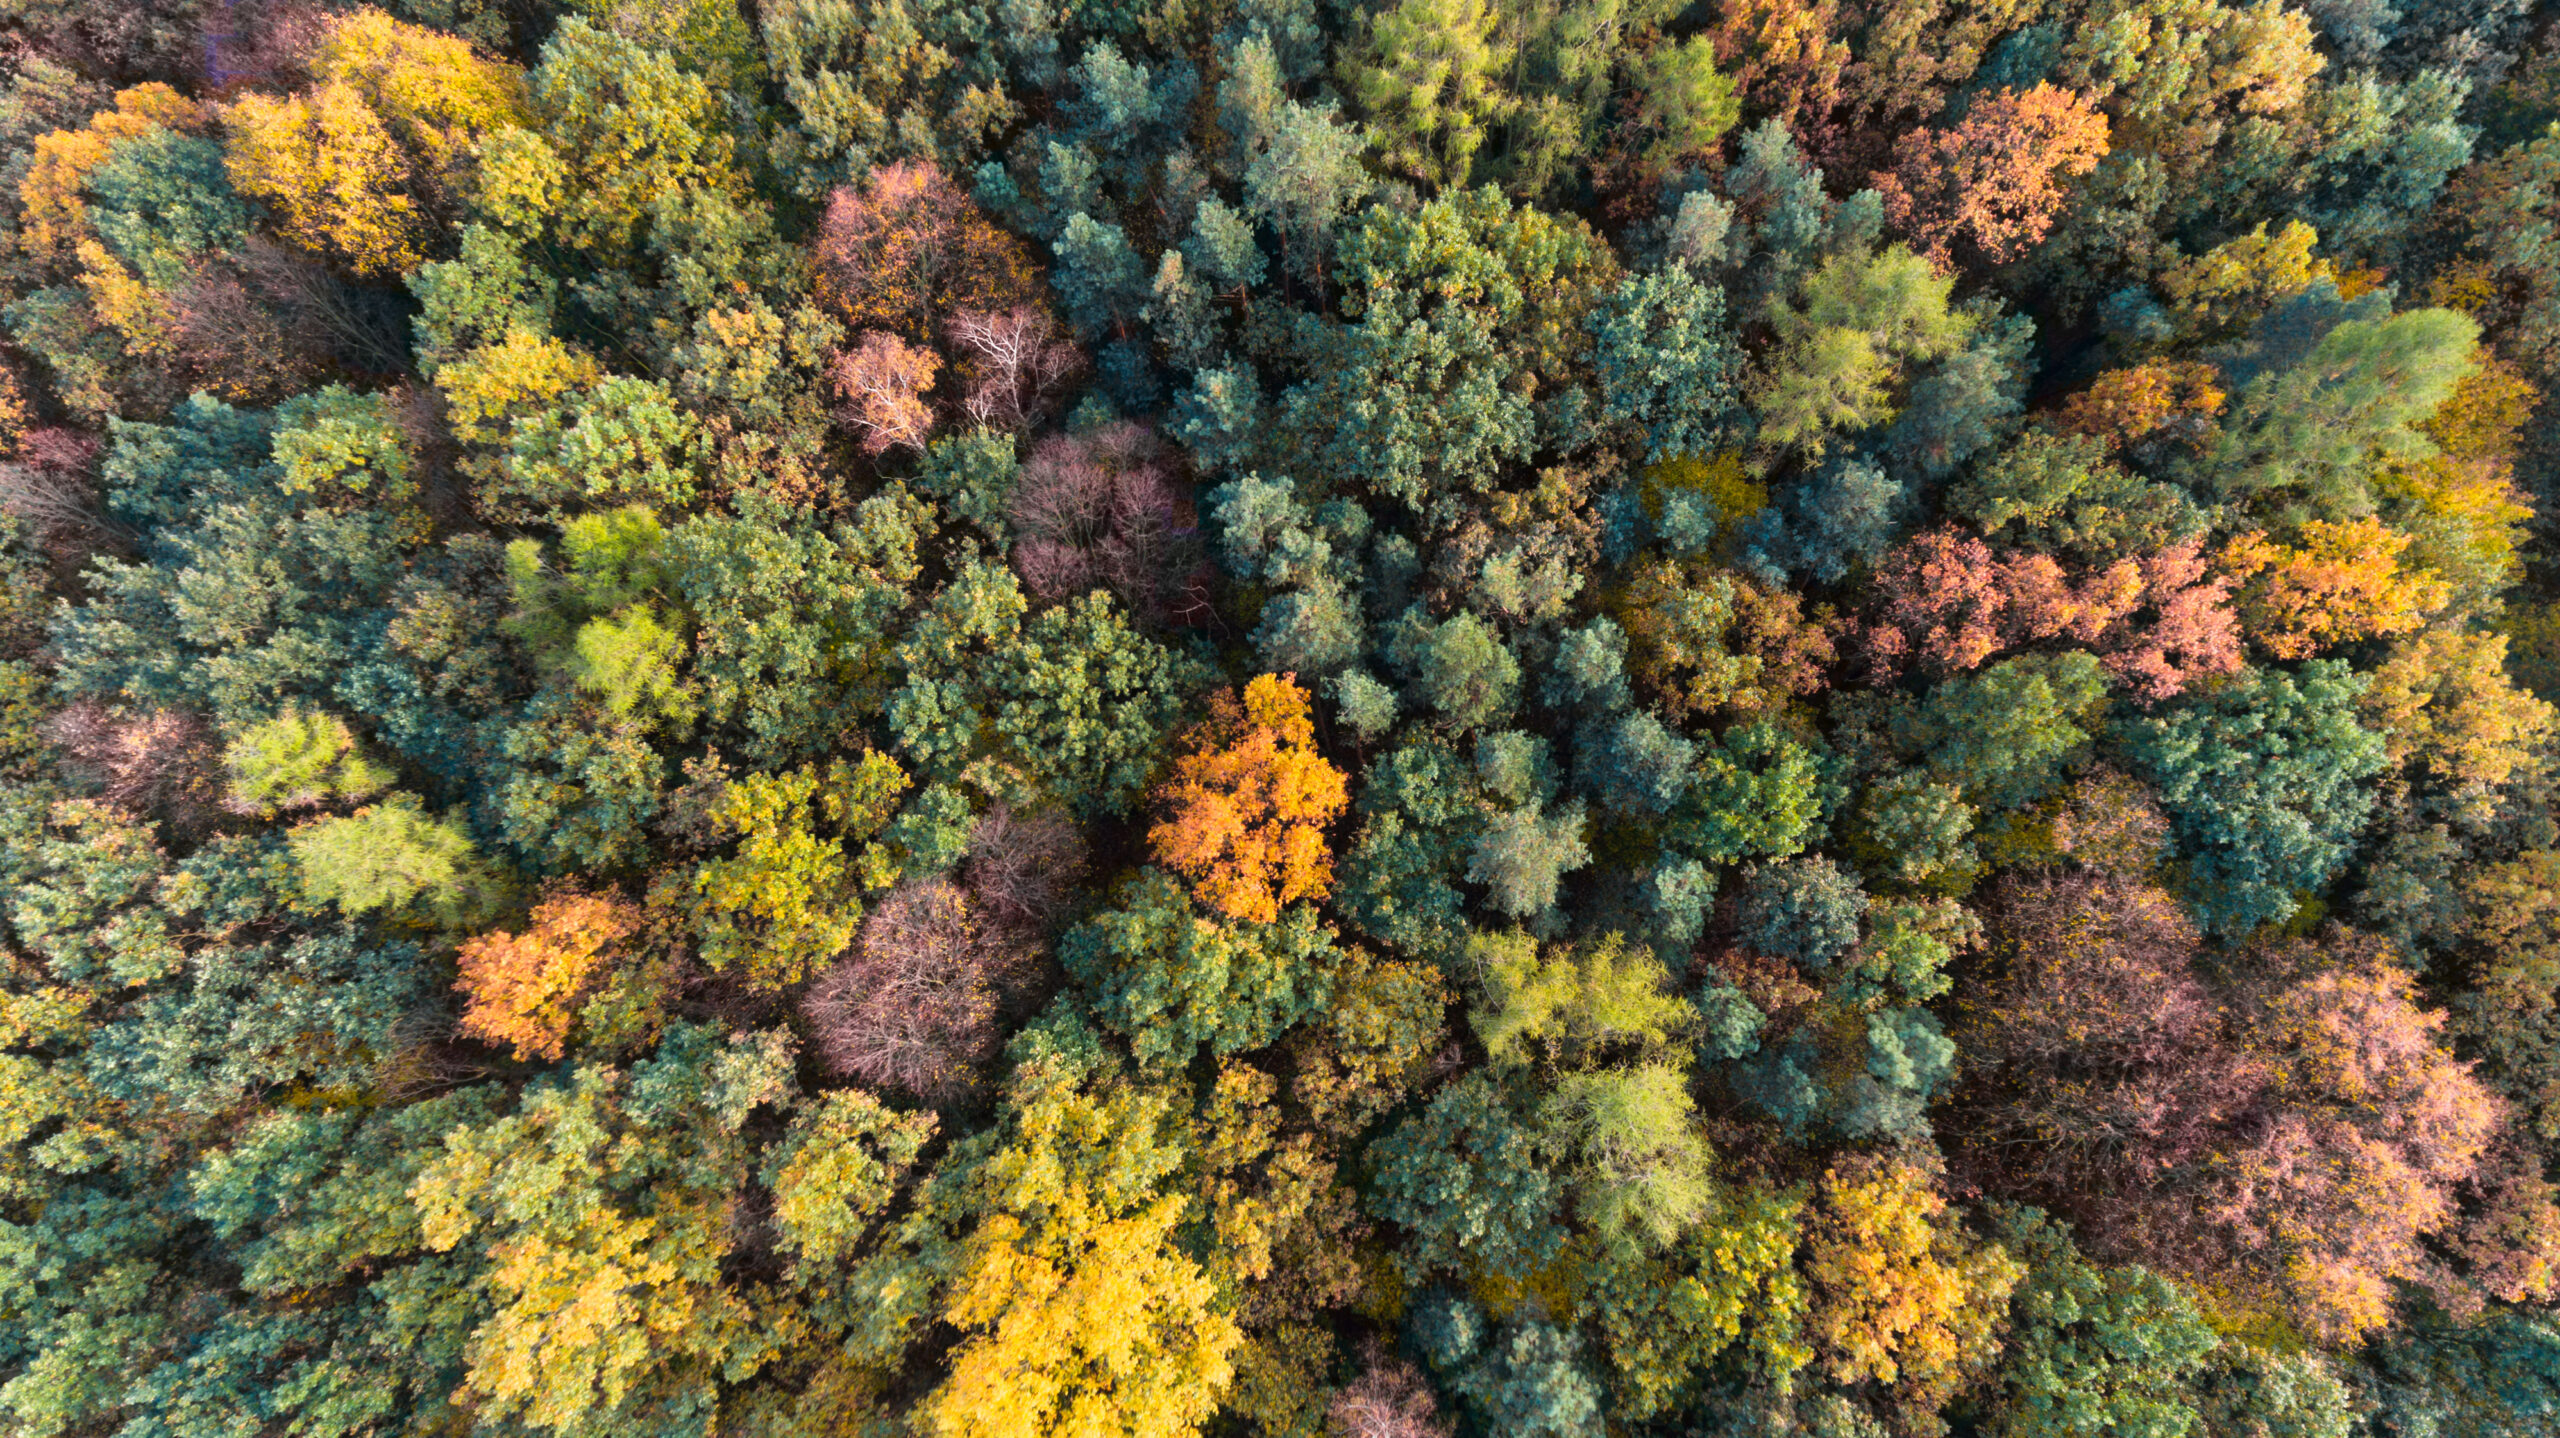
1867, 528, 2241, 699
1955, 872, 2508, 1340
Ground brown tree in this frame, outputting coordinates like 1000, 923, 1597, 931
802, 878, 1033, 1104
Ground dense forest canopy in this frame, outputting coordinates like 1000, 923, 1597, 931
5, 0, 2560, 1433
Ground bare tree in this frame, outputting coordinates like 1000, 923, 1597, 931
1007, 424, 1201, 623
803, 879, 1032, 1104
949, 306, 1083, 430
1329, 1354, 1452, 1438
0, 427, 125, 558
962, 804, 1087, 932
42, 700, 224, 831
829, 330, 940, 455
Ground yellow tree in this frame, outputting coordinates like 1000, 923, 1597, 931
912, 1048, 1242, 1438
2222, 517, 2452, 659
1803, 1156, 2021, 1422
222, 83, 424, 277
1149, 674, 1350, 925
308, 6, 534, 206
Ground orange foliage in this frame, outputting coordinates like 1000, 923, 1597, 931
1873, 83, 2110, 264
455, 890, 644, 1062
1710, 0, 1852, 146
2050, 361, 2225, 451
1149, 674, 1350, 925
2222, 518, 2452, 660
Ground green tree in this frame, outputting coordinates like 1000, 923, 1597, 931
2118, 661, 2386, 933
1059, 869, 1344, 1069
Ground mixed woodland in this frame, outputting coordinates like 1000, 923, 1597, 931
7, 0, 2560, 1432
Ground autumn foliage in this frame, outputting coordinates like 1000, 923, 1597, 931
2221, 517, 2453, 659
1874, 84, 2110, 265
1956, 872, 2503, 1340
455, 889, 644, 1062
1867, 528, 2243, 698
1150, 675, 1350, 925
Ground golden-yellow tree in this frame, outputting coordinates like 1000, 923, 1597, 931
1149, 674, 1350, 925
455, 889, 645, 1061
2222, 517, 2452, 659
222, 83, 424, 277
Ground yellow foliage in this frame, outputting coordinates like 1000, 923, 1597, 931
2419, 355, 2538, 462
1804, 1156, 2020, 1416
2160, 221, 2334, 339
2376, 452, 2533, 611
310, 7, 534, 192
1149, 674, 1350, 925
222, 83, 423, 277
2221, 517, 2453, 659
2360, 628, 2556, 798
435, 327, 604, 446
926, 1194, 1240, 1438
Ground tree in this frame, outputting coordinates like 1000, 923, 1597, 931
2119, 661, 2387, 934
2220, 517, 2452, 659
1955, 874, 2502, 1340
1875, 84, 2110, 264
1755, 243, 1971, 457
1470, 930, 1693, 1068
1150, 675, 1349, 925
803, 877, 1031, 1103
1060, 869, 1344, 1069
290, 793, 498, 925
1978, 1206, 2219, 1438
1739, 856, 1868, 969
829, 329, 940, 454
811, 160, 1044, 345
476, 19, 743, 259
664, 753, 908, 991
1007, 423, 1200, 623
1331, 1355, 1453, 1438
1345, 0, 1511, 189
220, 83, 423, 278
220, 707, 393, 817
1366, 1073, 1563, 1281
892, 1025, 1244, 1438
1802, 1155, 2022, 1423
455, 889, 645, 1062
1588, 268, 1745, 461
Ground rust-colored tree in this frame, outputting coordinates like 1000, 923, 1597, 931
1149, 674, 1351, 926
454, 889, 645, 1062
1874, 84, 2109, 265
1866, 528, 2241, 698
810, 160, 1044, 345
1954, 871, 2506, 1340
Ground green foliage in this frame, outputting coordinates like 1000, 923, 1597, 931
290, 794, 501, 926
1060, 869, 1344, 1069
1368, 1073, 1564, 1282
222, 708, 394, 817
1471, 930, 1693, 1068
1980, 1206, 2219, 1438
2119, 661, 2387, 933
